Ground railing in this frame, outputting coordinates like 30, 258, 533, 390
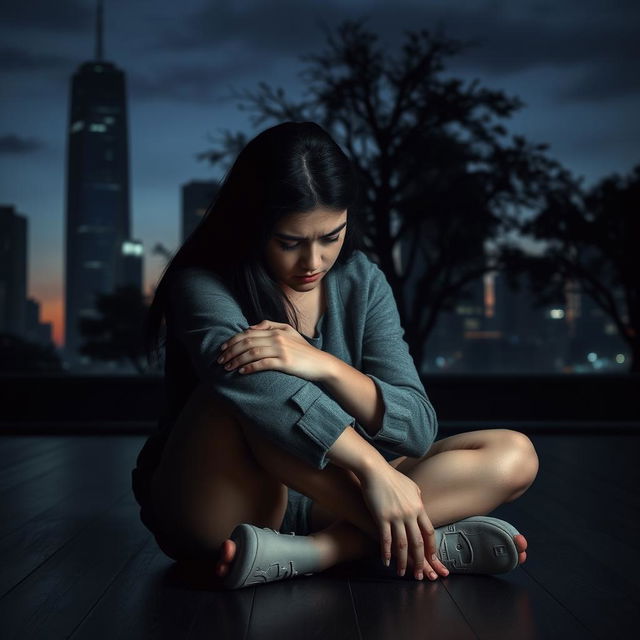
0, 373, 638, 434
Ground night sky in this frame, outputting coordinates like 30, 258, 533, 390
1, 0, 638, 347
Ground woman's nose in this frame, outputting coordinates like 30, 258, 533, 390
300, 245, 323, 269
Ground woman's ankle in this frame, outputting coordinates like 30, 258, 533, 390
310, 519, 378, 569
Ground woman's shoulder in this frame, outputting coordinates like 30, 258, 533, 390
337, 249, 385, 284
167, 266, 233, 298
331, 249, 389, 308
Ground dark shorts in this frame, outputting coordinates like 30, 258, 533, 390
131, 465, 315, 561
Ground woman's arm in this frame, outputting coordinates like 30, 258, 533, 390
329, 256, 439, 458
326, 424, 388, 476
319, 353, 385, 438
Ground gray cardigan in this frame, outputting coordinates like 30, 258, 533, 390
136, 249, 438, 473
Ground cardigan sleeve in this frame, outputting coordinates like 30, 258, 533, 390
166, 268, 355, 470
352, 260, 439, 458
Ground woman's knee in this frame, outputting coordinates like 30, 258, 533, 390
495, 430, 539, 499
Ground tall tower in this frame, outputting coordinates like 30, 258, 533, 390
181, 180, 219, 243
64, 0, 135, 365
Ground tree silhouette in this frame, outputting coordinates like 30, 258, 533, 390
500, 164, 640, 372
198, 19, 567, 368
78, 286, 151, 374
0, 333, 62, 373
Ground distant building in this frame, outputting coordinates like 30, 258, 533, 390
181, 180, 219, 243
120, 238, 143, 291
63, 1, 141, 364
25, 298, 53, 346
0, 205, 27, 338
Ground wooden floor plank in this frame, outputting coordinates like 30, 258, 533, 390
351, 578, 475, 640
0, 436, 81, 491
0, 448, 136, 597
540, 434, 640, 509
490, 490, 640, 637
0, 491, 150, 640
0, 437, 135, 542
441, 541, 596, 639
0, 436, 66, 469
69, 537, 215, 640
246, 576, 360, 640
0, 432, 638, 640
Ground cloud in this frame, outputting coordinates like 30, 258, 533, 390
2, 1, 638, 106
144, 0, 640, 104
0, 45, 72, 72
0, 134, 46, 154
0, 0, 92, 31
128, 52, 276, 103
557, 61, 640, 103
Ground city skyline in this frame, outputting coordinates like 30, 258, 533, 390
1, 0, 639, 347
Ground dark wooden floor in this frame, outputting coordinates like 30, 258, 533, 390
1, 431, 638, 640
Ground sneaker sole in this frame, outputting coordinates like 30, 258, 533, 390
436, 516, 521, 575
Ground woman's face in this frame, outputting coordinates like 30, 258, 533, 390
264, 207, 348, 295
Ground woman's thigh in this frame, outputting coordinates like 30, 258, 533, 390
389, 428, 535, 476
148, 383, 288, 558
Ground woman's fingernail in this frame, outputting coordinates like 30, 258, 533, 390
429, 571, 437, 580
384, 557, 390, 567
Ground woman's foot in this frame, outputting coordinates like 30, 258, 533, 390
514, 533, 528, 564
213, 527, 528, 581
430, 516, 526, 575
406, 532, 527, 577
213, 523, 329, 589
214, 538, 236, 578
213, 529, 332, 581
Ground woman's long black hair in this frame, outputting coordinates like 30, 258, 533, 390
144, 121, 366, 369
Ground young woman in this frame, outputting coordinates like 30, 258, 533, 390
132, 121, 537, 590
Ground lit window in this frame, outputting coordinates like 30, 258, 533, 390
122, 241, 143, 256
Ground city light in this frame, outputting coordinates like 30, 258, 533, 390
549, 309, 565, 319
587, 352, 597, 362
616, 354, 626, 364
122, 240, 143, 256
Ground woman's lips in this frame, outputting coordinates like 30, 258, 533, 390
295, 272, 322, 281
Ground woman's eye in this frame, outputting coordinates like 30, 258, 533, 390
279, 236, 340, 251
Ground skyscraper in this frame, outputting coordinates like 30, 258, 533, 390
64, 1, 140, 365
181, 180, 219, 243
0, 205, 27, 338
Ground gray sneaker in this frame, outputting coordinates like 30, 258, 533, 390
222, 524, 323, 590
435, 516, 521, 575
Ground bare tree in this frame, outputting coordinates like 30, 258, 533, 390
78, 286, 151, 374
501, 164, 640, 372
199, 19, 567, 368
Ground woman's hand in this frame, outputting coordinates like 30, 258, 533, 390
216, 320, 330, 382
358, 464, 449, 581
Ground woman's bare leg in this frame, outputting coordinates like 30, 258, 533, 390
151, 382, 537, 583
306, 429, 539, 578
